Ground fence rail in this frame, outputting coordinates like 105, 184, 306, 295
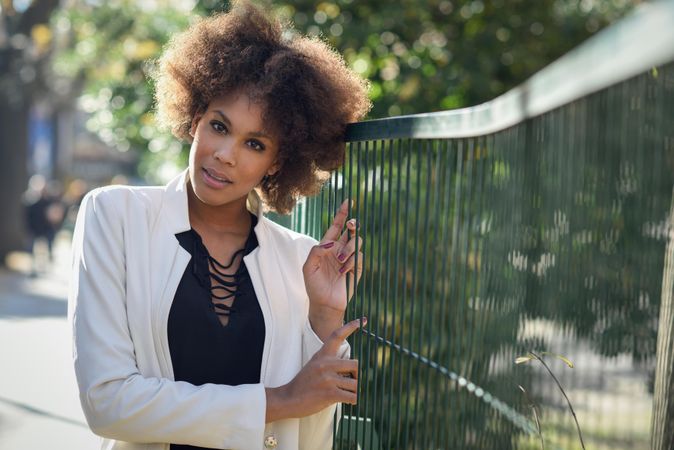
272, 2, 674, 448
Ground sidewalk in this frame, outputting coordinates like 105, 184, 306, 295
0, 234, 99, 449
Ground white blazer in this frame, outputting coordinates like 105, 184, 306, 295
68, 170, 348, 450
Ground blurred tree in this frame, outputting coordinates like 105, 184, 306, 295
0, 0, 60, 263
51, 1, 193, 182
50, 0, 635, 184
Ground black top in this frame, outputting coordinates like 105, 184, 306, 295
168, 214, 265, 450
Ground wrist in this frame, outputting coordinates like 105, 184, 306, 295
309, 307, 345, 342
265, 385, 295, 423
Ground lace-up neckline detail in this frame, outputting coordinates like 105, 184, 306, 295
185, 214, 258, 327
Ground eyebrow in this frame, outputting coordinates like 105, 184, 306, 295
213, 110, 273, 140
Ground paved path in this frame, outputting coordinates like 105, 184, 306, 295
0, 236, 100, 449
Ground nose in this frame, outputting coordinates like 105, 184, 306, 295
213, 138, 237, 166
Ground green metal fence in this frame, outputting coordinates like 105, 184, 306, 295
273, 2, 674, 449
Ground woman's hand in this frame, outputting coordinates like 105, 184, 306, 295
303, 199, 364, 340
265, 318, 364, 422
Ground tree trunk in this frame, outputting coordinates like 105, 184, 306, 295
0, 98, 30, 264
0, 0, 62, 265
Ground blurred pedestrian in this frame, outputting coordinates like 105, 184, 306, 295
23, 175, 66, 275
61, 178, 89, 233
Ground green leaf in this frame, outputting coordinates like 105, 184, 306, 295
515, 354, 535, 364
541, 352, 575, 368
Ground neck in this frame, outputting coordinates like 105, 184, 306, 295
186, 180, 252, 236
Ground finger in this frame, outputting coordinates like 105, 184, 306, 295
336, 218, 357, 246
322, 317, 366, 355
337, 235, 363, 264
333, 359, 359, 378
320, 199, 351, 243
319, 357, 359, 374
339, 253, 354, 275
303, 241, 337, 273
335, 375, 358, 393
347, 253, 365, 294
347, 217, 358, 235
355, 251, 364, 278
351, 252, 365, 277
334, 388, 358, 405
336, 227, 349, 246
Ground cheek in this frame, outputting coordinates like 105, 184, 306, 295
189, 134, 209, 160
188, 142, 198, 168
188, 139, 209, 175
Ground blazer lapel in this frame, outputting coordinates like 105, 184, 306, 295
246, 207, 294, 387
149, 171, 192, 377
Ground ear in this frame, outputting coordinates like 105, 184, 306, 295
267, 160, 282, 177
189, 113, 203, 139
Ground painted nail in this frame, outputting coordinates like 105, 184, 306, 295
361, 317, 368, 326
338, 253, 345, 261
321, 242, 335, 249
339, 266, 346, 273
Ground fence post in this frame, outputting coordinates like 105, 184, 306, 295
651, 187, 674, 450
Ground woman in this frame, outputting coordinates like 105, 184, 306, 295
68, 2, 371, 449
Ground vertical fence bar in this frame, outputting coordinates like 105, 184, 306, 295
446, 139, 464, 445
416, 139, 438, 449
466, 135, 486, 404
430, 139, 453, 448
370, 139, 386, 450
409, 139, 428, 450
395, 138, 412, 450
385, 138, 402, 448
400, 139, 420, 446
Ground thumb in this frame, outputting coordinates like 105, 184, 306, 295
303, 241, 336, 272
321, 317, 366, 356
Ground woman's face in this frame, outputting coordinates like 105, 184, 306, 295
188, 93, 279, 210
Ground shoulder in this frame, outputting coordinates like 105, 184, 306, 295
80, 184, 165, 218
83, 184, 163, 207
76, 185, 167, 236
259, 216, 318, 260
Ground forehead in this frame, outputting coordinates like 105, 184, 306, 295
211, 93, 282, 144
207, 92, 262, 116
205, 92, 277, 135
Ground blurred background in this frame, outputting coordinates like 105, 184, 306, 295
0, 0, 642, 449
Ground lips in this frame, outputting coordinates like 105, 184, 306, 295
202, 167, 233, 188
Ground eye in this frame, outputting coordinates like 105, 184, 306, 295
210, 120, 228, 134
247, 140, 266, 152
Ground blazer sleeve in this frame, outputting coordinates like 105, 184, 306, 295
68, 189, 266, 449
296, 236, 351, 450
299, 321, 350, 450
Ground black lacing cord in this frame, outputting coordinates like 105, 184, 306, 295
191, 235, 249, 317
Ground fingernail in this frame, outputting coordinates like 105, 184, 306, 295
361, 317, 368, 326
321, 242, 335, 249
339, 253, 347, 261
339, 265, 346, 273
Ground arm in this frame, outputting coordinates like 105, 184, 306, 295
296, 199, 364, 449
303, 199, 364, 342
68, 190, 265, 448
297, 320, 352, 450
262, 320, 363, 450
